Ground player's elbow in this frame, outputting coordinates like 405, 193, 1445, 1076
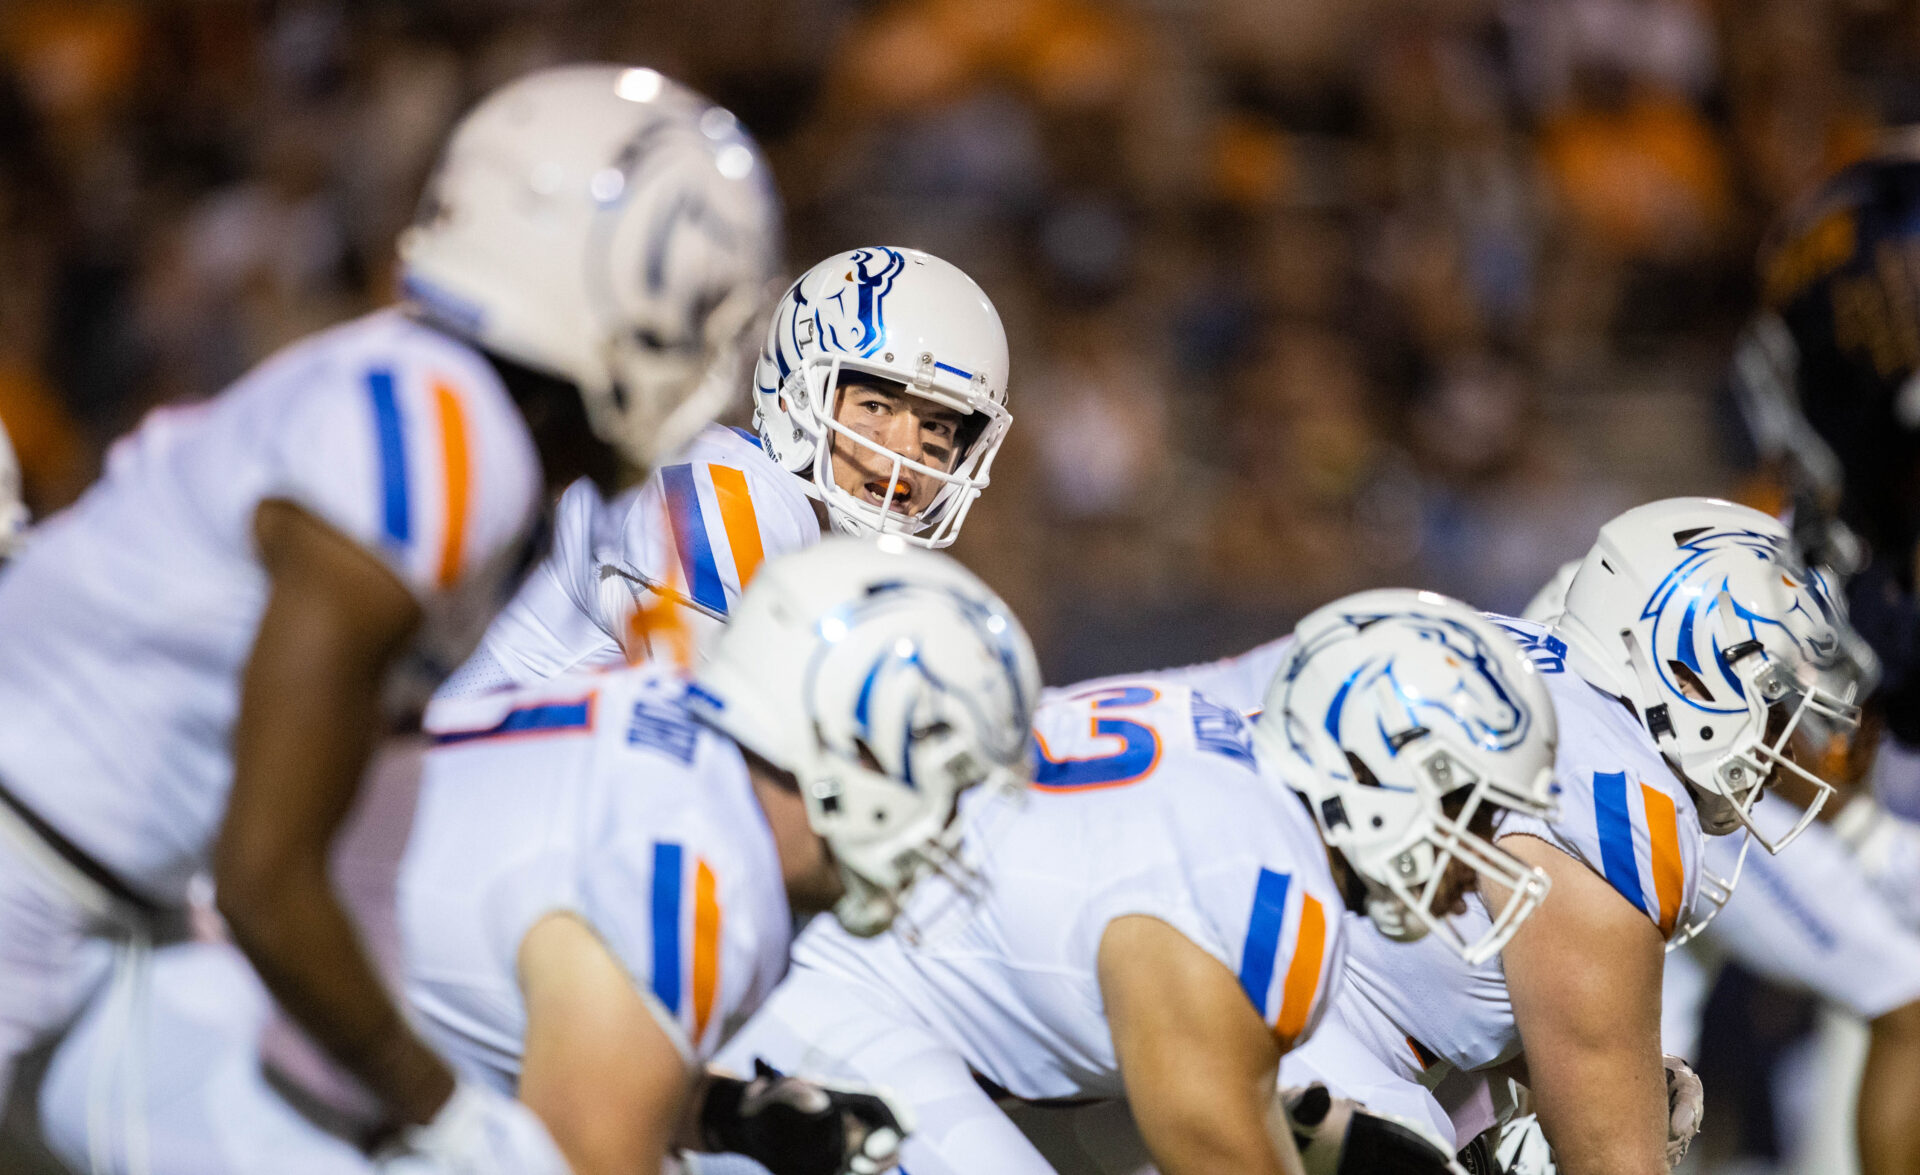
211, 829, 325, 942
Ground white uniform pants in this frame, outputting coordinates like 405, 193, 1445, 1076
1278, 994, 1461, 1150
37, 940, 368, 1175
0, 814, 118, 1110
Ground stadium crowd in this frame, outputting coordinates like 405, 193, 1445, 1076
4, 0, 1916, 675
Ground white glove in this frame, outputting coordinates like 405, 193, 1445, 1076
375, 1080, 573, 1175
1663, 1054, 1704, 1167
1492, 1113, 1555, 1175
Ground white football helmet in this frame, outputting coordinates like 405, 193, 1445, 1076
0, 415, 25, 558
1556, 497, 1865, 852
399, 65, 781, 471
1255, 589, 1560, 964
684, 536, 1040, 936
752, 248, 1011, 548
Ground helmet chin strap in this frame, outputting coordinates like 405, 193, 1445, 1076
1620, 626, 1677, 744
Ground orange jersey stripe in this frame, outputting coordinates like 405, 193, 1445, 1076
691, 858, 722, 1042
707, 464, 765, 587
1641, 782, 1684, 937
431, 381, 471, 588
1275, 894, 1327, 1047
627, 495, 695, 669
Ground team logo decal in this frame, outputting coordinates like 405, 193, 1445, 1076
1642, 528, 1842, 714
1301, 612, 1531, 759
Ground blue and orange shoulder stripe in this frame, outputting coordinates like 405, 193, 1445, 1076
1237, 868, 1335, 1049
430, 693, 598, 746
650, 841, 724, 1050
1590, 771, 1687, 938
363, 365, 477, 590
658, 459, 770, 617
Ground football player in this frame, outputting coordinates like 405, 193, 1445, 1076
1164, 498, 1860, 1174
1525, 553, 1920, 1175
438, 245, 1013, 693
704, 589, 1560, 1175
37, 538, 1041, 1174
0, 64, 779, 1160
0, 413, 25, 559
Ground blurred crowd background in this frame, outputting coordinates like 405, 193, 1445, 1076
0, 4, 1909, 1169
17, 0, 1919, 677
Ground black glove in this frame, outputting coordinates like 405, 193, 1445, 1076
699, 1059, 908, 1175
1281, 1084, 1463, 1175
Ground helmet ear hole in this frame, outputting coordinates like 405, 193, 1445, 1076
852, 738, 886, 774
1344, 751, 1382, 789
1668, 660, 1716, 703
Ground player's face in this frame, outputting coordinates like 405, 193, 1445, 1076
828, 373, 965, 517
1435, 792, 1501, 917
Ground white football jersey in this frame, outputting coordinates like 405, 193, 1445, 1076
438, 424, 819, 696
1315, 615, 1704, 1082
791, 681, 1347, 1102
403, 665, 791, 1089
0, 310, 541, 903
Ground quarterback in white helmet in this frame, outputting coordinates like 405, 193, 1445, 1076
37, 538, 1041, 1174
753, 246, 1011, 548
706, 589, 1555, 1175
0, 62, 779, 1162
436, 245, 1014, 697
0, 413, 25, 559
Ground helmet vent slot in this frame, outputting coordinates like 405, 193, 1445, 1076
1672, 526, 1711, 545
1385, 724, 1429, 753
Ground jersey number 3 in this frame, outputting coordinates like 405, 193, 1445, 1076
1033, 686, 1161, 791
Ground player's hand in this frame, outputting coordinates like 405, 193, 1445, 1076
374, 1079, 573, 1175
1492, 1113, 1555, 1175
700, 1059, 911, 1175
1278, 1084, 1465, 1175
1664, 1053, 1704, 1166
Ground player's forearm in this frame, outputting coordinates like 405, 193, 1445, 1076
675, 1071, 718, 1153
225, 500, 448, 1123
217, 852, 453, 1125
1529, 1056, 1669, 1175
1859, 1001, 1920, 1175
1138, 1084, 1300, 1175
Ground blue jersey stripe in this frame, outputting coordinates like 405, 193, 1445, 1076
1593, 771, 1648, 915
430, 700, 593, 745
652, 842, 684, 1016
661, 464, 727, 614
1238, 868, 1292, 1018
366, 368, 410, 546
